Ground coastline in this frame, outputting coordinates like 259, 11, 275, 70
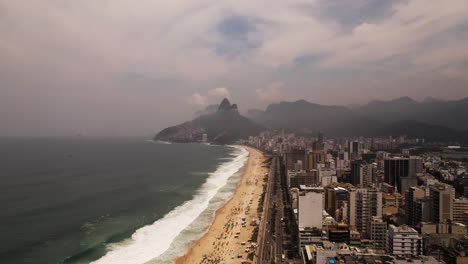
175, 145, 267, 264
91, 144, 249, 264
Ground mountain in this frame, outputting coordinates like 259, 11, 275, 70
245, 108, 264, 120
375, 120, 465, 142
254, 100, 354, 133
193, 104, 219, 118
422, 96, 444, 103
249, 97, 468, 142
155, 98, 264, 144
354, 96, 468, 131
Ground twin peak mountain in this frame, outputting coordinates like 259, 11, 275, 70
154, 98, 264, 144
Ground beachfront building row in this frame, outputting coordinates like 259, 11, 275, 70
243, 131, 467, 263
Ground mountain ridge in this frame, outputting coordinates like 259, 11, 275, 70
156, 96, 468, 144
154, 98, 264, 144
247, 96, 468, 142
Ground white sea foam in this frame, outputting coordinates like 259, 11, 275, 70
151, 140, 172, 145
91, 146, 248, 264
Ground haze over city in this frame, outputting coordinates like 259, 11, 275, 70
1, 0, 468, 136
2, 1, 468, 264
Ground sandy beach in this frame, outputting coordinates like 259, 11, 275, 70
176, 146, 267, 264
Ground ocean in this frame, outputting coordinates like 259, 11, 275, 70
0, 138, 248, 264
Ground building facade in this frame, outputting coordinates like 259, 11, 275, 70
387, 225, 422, 257
347, 187, 383, 237
384, 157, 409, 193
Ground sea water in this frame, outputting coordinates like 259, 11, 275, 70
0, 138, 247, 264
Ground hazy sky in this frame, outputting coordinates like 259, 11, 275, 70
1, 0, 468, 136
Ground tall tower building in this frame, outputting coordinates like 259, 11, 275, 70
405, 186, 426, 227
409, 156, 423, 177
285, 149, 306, 170
384, 157, 409, 193
325, 187, 348, 221
401, 156, 422, 191
316, 131, 324, 151
306, 151, 324, 171
429, 184, 454, 223
347, 187, 383, 238
348, 141, 359, 159
350, 160, 373, 186
369, 216, 387, 250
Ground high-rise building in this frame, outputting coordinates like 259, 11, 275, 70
317, 166, 337, 186
348, 141, 359, 154
405, 186, 426, 227
409, 156, 423, 177
348, 141, 359, 159
288, 171, 318, 188
325, 187, 348, 221
387, 225, 422, 256
369, 216, 387, 250
306, 151, 325, 171
350, 160, 373, 186
429, 184, 454, 223
453, 197, 468, 224
350, 160, 364, 186
285, 149, 306, 170
400, 156, 423, 192
343, 152, 349, 161
414, 197, 431, 226
384, 157, 409, 192
347, 187, 383, 237
315, 131, 324, 151
298, 186, 324, 229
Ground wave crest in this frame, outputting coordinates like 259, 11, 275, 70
90, 146, 248, 264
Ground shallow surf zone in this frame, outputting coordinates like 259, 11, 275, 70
90, 146, 249, 264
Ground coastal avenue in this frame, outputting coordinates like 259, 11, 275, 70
257, 155, 284, 263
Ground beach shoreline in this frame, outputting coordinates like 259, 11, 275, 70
175, 145, 267, 264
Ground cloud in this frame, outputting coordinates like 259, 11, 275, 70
2, 0, 468, 78
187, 87, 231, 106
1, 0, 468, 136
256, 82, 285, 102
187, 93, 208, 106
318, 0, 468, 69
207, 87, 231, 98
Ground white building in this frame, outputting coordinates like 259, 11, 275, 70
387, 225, 422, 257
298, 186, 324, 229
317, 167, 336, 187
321, 175, 337, 187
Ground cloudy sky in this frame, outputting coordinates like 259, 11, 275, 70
1, 0, 468, 136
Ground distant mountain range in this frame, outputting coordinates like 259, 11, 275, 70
154, 98, 264, 144
155, 96, 468, 144
246, 96, 468, 143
